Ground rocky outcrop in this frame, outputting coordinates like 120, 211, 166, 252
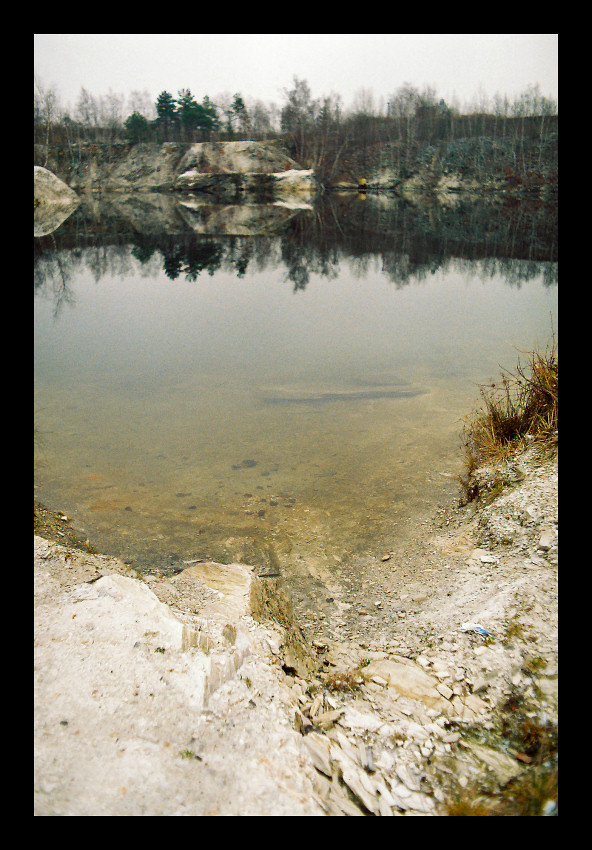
34, 165, 79, 205
167, 143, 319, 199
34, 166, 80, 237
35, 141, 321, 201
176, 140, 300, 175
34, 536, 323, 815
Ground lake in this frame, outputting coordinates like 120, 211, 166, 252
34, 192, 557, 593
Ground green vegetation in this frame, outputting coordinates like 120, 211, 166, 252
179, 749, 201, 760
123, 111, 151, 143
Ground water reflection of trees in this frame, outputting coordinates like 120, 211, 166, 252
34, 193, 557, 303
33, 234, 78, 318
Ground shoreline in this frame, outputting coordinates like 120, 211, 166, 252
34, 438, 557, 815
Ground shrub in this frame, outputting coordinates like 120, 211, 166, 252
124, 111, 150, 143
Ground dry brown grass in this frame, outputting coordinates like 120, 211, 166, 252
444, 687, 558, 816
323, 668, 363, 694
444, 763, 558, 816
459, 334, 557, 499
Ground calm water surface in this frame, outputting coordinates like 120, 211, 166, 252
34, 194, 557, 583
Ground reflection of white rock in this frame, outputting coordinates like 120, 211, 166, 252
34, 202, 80, 237
34, 166, 80, 236
270, 169, 318, 197
174, 168, 320, 199
176, 199, 309, 236
273, 198, 313, 211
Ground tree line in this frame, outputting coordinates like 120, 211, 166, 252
34, 76, 558, 184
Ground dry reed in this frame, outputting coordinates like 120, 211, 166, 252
460, 334, 557, 487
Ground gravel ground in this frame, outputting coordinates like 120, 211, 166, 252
34, 440, 557, 816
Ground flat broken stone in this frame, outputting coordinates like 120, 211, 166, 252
387, 777, 435, 813
302, 732, 332, 777
464, 742, 525, 784
436, 683, 454, 701
395, 763, 423, 792
363, 658, 452, 712
538, 531, 555, 550
468, 548, 492, 562
340, 764, 381, 815
338, 704, 385, 733
315, 708, 344, 729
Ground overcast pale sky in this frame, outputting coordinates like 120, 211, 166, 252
34, 34, 558, 113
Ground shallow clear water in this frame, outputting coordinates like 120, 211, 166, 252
34, 195, 557, 580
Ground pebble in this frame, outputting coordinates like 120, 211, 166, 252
538, 531, 555, 550
395, 763, 422, 792
303, 732, 332, 777
315, 708, 344, 729
407, 722, 429, 742
442, 732, 461, 744
436, 683, 453, 700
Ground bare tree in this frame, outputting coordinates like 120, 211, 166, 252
75, 87, 100, 138
127, 89, 156, 121
248, 98, 278, 138
351, 87, 376, 117
34, 76, 60, 165
280, 77, 319, 161
101, 89, 125, 141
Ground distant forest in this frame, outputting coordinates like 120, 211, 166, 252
34, 76, 558, 185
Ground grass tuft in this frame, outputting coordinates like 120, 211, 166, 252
444, 764, 558, 817
459, 334, 557, 501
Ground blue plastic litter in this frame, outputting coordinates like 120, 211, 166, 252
459, 622, 492, 637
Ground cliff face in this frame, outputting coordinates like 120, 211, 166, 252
335, 135, 558, 202
34, 141, 321, 200
35, 136, 557, 204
